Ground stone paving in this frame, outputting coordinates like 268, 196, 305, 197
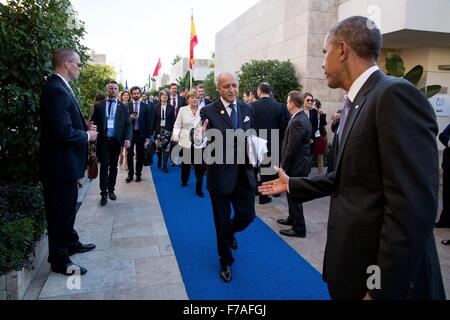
23, 166, 450, 300
23, 167, 187, 300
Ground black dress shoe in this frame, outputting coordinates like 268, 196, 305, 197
181, 181, 187, 187
220, 265, 232, 282
162, 167, 168, 173
259, 196, 272, 205
69, 243, 96, 255
277, 218, 293, 226
196, 191, 204, 198
51, 263, 87, 276
230, 236, 238, 250
108, 191, 117, 201
279, 228, 306, 238
100, 195, 107, 206
135, 176, 142, 182
125, 176, 133, 183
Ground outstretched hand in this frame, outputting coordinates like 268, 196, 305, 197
258, 166, 289, 195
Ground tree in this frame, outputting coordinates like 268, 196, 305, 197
0, 0, 89, 273
385, 53, 441, 98
203, 71, 218, 101
209, 52, 215, 68
176, 71, 191, 89
77, 63, 116, 117
238, 60, 300, 102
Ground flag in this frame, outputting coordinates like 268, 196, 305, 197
125, 80, 128, 91
152, 58, 161, 77
190, 13, 198, 70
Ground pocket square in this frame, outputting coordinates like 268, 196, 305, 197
244, 116, 250, 123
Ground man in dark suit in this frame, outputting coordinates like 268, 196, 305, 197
126, 86, 154, 183
436, 123, 450, 228
91, 80, 132, 206
39, 48, 97, 276
168, 83, 186, 166
194, 73, 256, 283
251, 82, 289, 204
259, 16, 445, 300
151, 91, 176, 173
277, 91, 312, 237
196, 84, 212, 108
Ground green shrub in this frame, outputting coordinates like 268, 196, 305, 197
0, 218, 34, 274
238, 60, 301, 103
0, 0, 88, 274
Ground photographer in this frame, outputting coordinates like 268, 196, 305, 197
151, 90, 175, 173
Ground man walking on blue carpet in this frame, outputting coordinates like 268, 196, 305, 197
194, 72, 256, 282
259, 16, 445, 299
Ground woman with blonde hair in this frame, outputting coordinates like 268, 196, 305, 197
172, 90, 206, 197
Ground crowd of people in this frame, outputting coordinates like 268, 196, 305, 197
39, 15, 448, 300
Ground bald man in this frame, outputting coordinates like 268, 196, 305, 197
39, 48, 98, 276
195, 73, 256, 282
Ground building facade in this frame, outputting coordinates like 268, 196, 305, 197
215, 0, 450, 143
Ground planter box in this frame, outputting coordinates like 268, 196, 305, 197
1, 234, 48, 300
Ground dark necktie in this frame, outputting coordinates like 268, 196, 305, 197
172, 97, 177, 110
337, 97, 351, 143
106, 100, 113, 135
107, 100, 113, 117
230, 103, 238, 129
162, 108, 165, 120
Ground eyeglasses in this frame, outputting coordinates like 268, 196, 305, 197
69, 61, 83, 68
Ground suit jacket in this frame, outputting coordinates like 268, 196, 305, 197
439, 123, 450, 171
288, 70, 444, 300
200, 99, 256, 194
309, 108, 328, 137
198, 98, 212, 108
39, 74, 88, 181
90, 99, 132, 147
169, 95, 186, 116
251, 97, 289, 155
281, 111, 312, 177
152, 103, 175, 135
128, 101, 154, 139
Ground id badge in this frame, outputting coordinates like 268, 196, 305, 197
160, 120, 166, 127
315, 130, 320, 138
107, 119, 114, 129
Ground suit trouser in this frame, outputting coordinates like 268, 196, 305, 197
127, 129, 144, 178
42, 179, 81, 267
209, 167, 256, 267
286, 192, 306, 233
98, 138, 121, 196
181, 147, 205, 190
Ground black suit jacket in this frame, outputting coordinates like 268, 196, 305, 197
288, 70, 444, 300
152, 103, 175, 134
200, 99, 256, 194
90, 99, 132, 147
251, 97, 289, 155
439, 123, 450, 171
309, 108, 327, 137
281, 111, 312, 177
128, 101, 154, 139
169, 95, 186, 115
39, 74, 88, 181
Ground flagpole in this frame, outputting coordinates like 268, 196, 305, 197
190, 8, 193, 90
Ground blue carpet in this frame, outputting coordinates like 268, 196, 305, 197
150, 164, 330, 300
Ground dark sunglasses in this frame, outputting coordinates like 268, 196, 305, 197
306, 99, 313, 102
69, 61, 83, 68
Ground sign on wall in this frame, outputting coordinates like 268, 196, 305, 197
429, 94, 450, 117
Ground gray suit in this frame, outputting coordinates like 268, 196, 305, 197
288, 70, 445, 300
